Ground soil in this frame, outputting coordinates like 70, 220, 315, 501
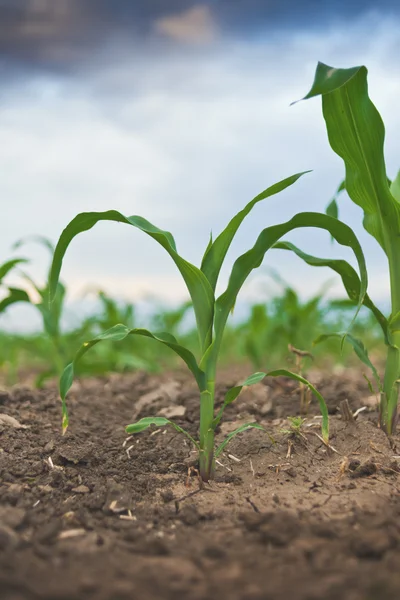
1, 365, 400, 600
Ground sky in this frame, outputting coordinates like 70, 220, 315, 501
1, 0, 400, 330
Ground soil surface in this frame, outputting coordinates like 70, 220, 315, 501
1, 366, 400, 600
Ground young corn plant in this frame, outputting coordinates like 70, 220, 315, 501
49, 172, 367, 481
274, 62, 400, 435
12, 236, 68, 385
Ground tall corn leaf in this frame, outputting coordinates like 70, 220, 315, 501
49, 211, 214, 353
391, 171, 400, 203
201, 172, 309, 290
59, 324, 206, 432
300, 62, 400, 254
273, 240, 388, 342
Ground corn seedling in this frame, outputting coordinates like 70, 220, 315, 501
12, 236, 68, 385
274, 63, 400, 435
49, 170, 368, 481
280, 416, 306, 438
288, 344, 313, 415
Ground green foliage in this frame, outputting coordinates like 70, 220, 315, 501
286, 62, 400, 434
280, 416, 306, 437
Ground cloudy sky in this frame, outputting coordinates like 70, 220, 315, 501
1, 0, 400, 329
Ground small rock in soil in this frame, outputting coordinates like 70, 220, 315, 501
0, 414, 28, 429
43, 440, 55, 453
159, 405, 186, 419
349, 460, 377, 479
71, 485, 90, 494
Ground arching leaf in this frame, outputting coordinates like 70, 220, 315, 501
273, 240, 388, 342
126, 417, 199, 449
59, 324, 206, 432
49, 211, 214, 353
203, 212, 367, 378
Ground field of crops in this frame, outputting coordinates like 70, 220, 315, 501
1, 62, 400, 600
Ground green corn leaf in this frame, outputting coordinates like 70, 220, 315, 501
0, 258, 29, 284
315, 332, 382, 391
204, 212, 367, 376
273, 240, 388, 342
59, 324, 206, 432
300, 62, 400, 253
125, 417, 199, 449
212, 371, 266, 428
265, 369, 329, 442
49, 211, 214, 353
201, 172, 309, 291
390, 170, 400, 203
215, 423, 266, 458
0, 287, 31, 314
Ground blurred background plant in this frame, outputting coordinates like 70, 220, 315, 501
0, 248, 384, 388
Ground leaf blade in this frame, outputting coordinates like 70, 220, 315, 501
273, 240, 388, 342
59, 324, 206, 432
301, 62, 400, 251
49, 211, 214, 353
201, 172, 309, 290
125, 417, 199, 449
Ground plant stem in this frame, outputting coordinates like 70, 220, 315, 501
381, 240, 400, 434
199, 381, 215, 482
382, 338, 400, 434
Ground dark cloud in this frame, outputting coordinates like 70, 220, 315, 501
0, 0, 399, 73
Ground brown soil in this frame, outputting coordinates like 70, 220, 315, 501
1, 367, 400, 600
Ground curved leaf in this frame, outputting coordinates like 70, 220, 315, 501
0, 258, 28, 284
300, 62, 400, 253
49, 211, 214, 353
59, 324, 206, 432
201, 172, 309, 291
315, 332, 382, 391
203, 212, 367, 375
212, 371, 266, 428
273, 240, 388, 342
125, 416, 199, 449
0, 287, 30, 314
215, 423, 266, 458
